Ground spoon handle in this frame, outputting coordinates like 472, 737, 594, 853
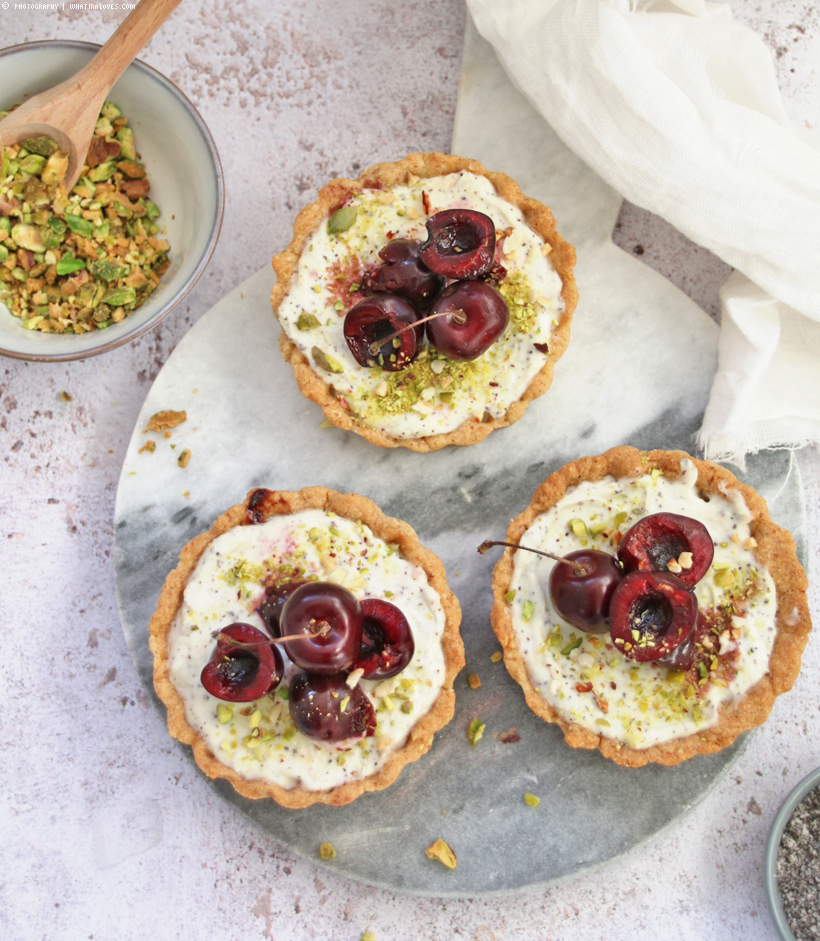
76, 0, 184, 99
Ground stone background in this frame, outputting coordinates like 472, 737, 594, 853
1, 1, 818, 939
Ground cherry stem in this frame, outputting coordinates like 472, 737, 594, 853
213, 622, 332, 649
369, 308, 468, 354
477, 539, 588, 576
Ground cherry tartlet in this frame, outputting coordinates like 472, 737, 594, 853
149, 486, 463, 808
271, 152, 578, 452
488, 447, 811, 768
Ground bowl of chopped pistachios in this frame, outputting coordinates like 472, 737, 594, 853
0, 40, 224, 361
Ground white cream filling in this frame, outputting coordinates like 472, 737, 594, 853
277, 171, 565, 439
509, 461, 777, 750
167, 510, 447, 791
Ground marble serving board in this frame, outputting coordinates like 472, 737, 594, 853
113, 21, 807, 897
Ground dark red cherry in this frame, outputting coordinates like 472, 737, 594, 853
548, 550, 623, 633
366, 239, 444, 311
288, 672, 377, 742
609, 571, 698, 662
344, 294, 423, 370
419, 209, 496, 279
201, 623, 283, 702
351, 598, 415, 678
617, 512, 714, 589
257, 577, 308, 638
426, 280, 509, 360
280, 582, 363, 675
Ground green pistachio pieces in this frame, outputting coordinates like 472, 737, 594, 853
102, 285, 137, 307
524, 793, 541, 808
89, 259, 125, 282
20, 136, 58, 157
318, 842, 337, 861
522, 599, 534, 621
425, 838, 457, 870
327, 206, 357, 235
65, 214, 94, 238
55, 256, 86, 276
467, 717, 485, 748
312, 346, 344, 373
19, 154, 47, 175
11, 223, 45, 252
296, 312, 321, 331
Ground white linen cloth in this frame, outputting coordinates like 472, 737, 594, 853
466, 0, 820, 465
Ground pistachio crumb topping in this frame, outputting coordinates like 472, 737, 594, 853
524, 793, 540, 808
425, 838, 457, 869
319, 842, 337, 861
467, 717, 485, 747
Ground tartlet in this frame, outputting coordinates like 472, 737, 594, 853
489, 447, 811, 767
150, 486, 464, 806
271, 152, 577, 452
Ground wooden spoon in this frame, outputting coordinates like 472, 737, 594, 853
0, 0, 183, 192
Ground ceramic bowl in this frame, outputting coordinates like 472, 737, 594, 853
0, 40, 224, 361
764, 764, 820, 941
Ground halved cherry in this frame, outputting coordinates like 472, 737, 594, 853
351, 598, 415, 679
344, 294, 423, 370
419, 209, 496, 279
609, 571, 698, 662
288, 672, 377, 743
617, 512, 714, 589
201, 623, 283, 702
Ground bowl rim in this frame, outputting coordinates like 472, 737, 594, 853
0, 38, 225, 363
764, 764, 820, 941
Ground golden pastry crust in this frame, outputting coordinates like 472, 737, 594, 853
489, 446, 811, 768
150, 486, 464, 806
271, 152, 578, 452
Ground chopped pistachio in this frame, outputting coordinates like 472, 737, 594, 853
312, 346, 344, 373
425, 838, 457, 870
504, 589, 516, 603
318, 842, 336, 861
467, 717, 485, 747
569, 519, 588, 538
522, 599, 534, 621
327, 206, 357, 235
490, 651, 502, 663
524, 793, 540, 808
297, 312, 321, 330
400, 701, 413, 714
178, 449, 191, 469
560, 636, 583, 657
360, 933, 377, 941
467, 673, 481, 690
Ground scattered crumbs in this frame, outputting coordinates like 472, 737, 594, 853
128, 471, 136, 476
467, 718, 485, 748
178, 449, 191, 469
498, 728, 521, 744
163, 430, 172, 439
524, 793, 540, 808
182, 491, 190, 499
467, 673, 481, 690
454, 571, 460, 577
360, 933, 377, 941
138, 440, 156, 454
425, 838, 457, 869
146, 409, 187, 431
318, 842, 336, 861
193, 388, 198, 394
59, 391, 72, 402
491, 651, 502, 663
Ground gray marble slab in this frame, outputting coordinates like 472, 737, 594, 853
112, 21, 807, 897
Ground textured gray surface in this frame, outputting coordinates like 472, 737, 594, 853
2, 1, 819, 939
